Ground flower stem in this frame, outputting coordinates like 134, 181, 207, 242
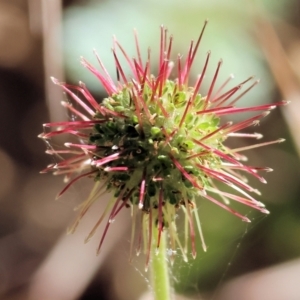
150, 224, 173, 300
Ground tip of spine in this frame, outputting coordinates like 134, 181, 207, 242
138, 203, 143, 210
256, 201, 265, 207
80, 57, 87, 65
50, 77, 59, 84
253, 189, 261, 195
55, 193, 61, 200
64, 142, 71, 148
261, 177, 267, 184
61, 100, 69, 107
84, 236, 91, 244
278, 138, 285, 143
243, 216, 251, 223
170, 257, 175, 266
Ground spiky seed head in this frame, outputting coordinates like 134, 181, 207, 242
40, 22, 287, 264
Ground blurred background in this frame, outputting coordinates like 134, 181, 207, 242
1, 0, 300, 299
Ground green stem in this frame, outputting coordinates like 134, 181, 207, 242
150, 225, 173, 300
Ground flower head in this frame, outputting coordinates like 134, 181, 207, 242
40, 21, 287, 266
